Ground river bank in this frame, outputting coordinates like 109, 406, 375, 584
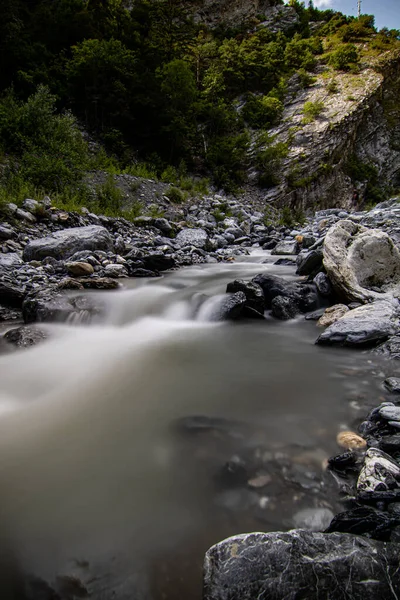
1, 195, 400, 599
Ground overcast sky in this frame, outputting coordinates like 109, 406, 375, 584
287, 0, 400, 30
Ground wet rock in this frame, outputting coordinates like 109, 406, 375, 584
80, 278, 120, 290
153, 218, 172, 235
226, 280, 265, 315
273, 257, 295, 266
0, 280, 25, 308
22, 288, 100, 324
318, 304, 349, 327
175, 228, 209, 249
129, 268, 159, 278
57, 278, 85, 290
0, 252, 22, 267
66, 262, 94, 277
379, 435, 400, 454
304, 307, 325, 320
374, 335, 400, 360
203, 530, 400, 600
313, 272, 332, 296
379, 405, 400, 422
384, 378, 400, 394
104, 264, 128, 278
328, 451, 358, 472
316, 300, 399, 347
357, 448, 400, 496
336, 431, 366, 450
325, 506, 399, 540
210, 292, 246, 321
271, 240, 299, 256
23, 226, 114, 261
141, 254, 175, 272
252, 274, 317, 313
271, 295, 299, 320
296, 249, 323, 276
3, 326, 47, 349
323, 219, 400, 303
292, 508, 334, 531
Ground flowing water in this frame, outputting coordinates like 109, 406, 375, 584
0, 252, 394, 599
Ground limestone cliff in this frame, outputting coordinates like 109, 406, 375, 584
256, 49, 400, 211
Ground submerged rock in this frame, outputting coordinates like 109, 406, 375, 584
316, 300, 399, 347
226, 280, 265, 315
203, 530, 400, 600
3, 326, 48, 349
210, 292, 247, 321
22, 225, 114, 261
323, 219, 400, 303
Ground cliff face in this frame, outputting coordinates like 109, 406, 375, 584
180, 0, 274, 28
257, 50, 400, 211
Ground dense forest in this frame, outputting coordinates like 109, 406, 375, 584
0, 0, 399, 209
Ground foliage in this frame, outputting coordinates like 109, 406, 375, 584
242, 95, 283, 128
166, 185, 185, 203
302, 100, 325, 123
326, 79, 339, 94
329, 44, 359, 71
297, 68, 316, 88
255, 137, 289, 188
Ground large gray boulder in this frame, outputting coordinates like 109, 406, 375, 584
316, 300, 399, 346
22, 226, 114, 261
175, 228, 209, 249
204, 530, 400, 600
323, 219, 400, 303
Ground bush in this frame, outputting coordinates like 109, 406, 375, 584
256, 139, 289, 188
96, 175, 125, 213
302, 100, 325, 123
326, 79, 339, 94
329, 44, 359, 71
166, 185, 185, 203
0, 86, 89, 192
297, 68, 316, 88
243, 95, 284, 128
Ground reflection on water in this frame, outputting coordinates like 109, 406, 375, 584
0, 252, 394, 599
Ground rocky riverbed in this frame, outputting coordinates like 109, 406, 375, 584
2, 194, 400, 599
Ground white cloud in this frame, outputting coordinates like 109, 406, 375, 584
312, 0, 334, 6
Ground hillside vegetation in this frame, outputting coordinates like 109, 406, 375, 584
0, 0, 399, 213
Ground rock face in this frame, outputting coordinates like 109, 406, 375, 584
203, 530, 400, 600
323, 220, 400, 303
22, 226, 114, 261
179, 0, 273, 27
316, 300, 399, 347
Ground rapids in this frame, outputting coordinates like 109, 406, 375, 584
0, 252, 391, 599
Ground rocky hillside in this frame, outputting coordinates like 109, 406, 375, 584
255, 48, 400, 211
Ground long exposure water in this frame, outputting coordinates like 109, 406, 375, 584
0, 252, 394, 599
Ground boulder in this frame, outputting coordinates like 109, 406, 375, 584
0, 279, 25, 308
384, 378, 400, 394
3, 326, 48, 349
313, 272, 332, 296
0, 225, 16, 240
316, 300, 399, 347
271, 240, 299, 256
271, 295, 299, 320
141, 253, 175, 272
210, 292, 247, 321
318, 304, 349, 327
175, 228, 209, 249
104, 264, 128, 278
325, 506, 400, 540
296, 249, 323, 276
22, 226, 114, 261
22, 288, 101, 324
0, 253, 21, 268
226, 280, 265, 315
203, 530, 400, 600
80, 278, 120, 290
357, 448, 400, 496
66, 262, 94, 277
323, 220, 400, 303
374, 336, 400, 360
253, 274, 317, 313
292, 507, 334, 531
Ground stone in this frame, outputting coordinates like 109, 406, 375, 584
57, 278, 84, 290
203, 530, 400, 600
22, 288, 101, 324
318, 304, 349, 327
384, 378, 400, 394
325, 506, 400, 540
80, 278, 120, 290
271, 240, 299, 256
153, 218, 172, 235
226, 280, 265, 315
22, 226, 114, 261
336, 431, 366, 450
292, 508, 334, 531
271, 295, 299, 320
175, 228, 209, 249
357, 448, 400, 496
210, 292, 247, 321
3, 326, 47, 349
379, 405, 400, 422
252, 273, 317, 313
313, 272, 332, 296
305, 308, 326, 320
0, 306, 22, 321
0, 225, 16, 240
374, 336, 400, 360
141, 254, 175, 272
0, 280, 25, 308
22, 198, 41, 214
323, 219, 400, 303
296, 249, 323, 276
273, 258, 296, 265
66, 262, 94, 277
0, 253, 22, 268
104, 264, 128, 278
16, 208, 36, 223
316, 300, 399, 347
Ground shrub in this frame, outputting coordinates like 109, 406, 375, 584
329, 44, 359, 71
297, 68, 316, 88
302, 100, 325, 123
96, 175, 124, 213
326, 79, 339, 94
256, 140, 289, 188
166, 185, 185, 203
243, 95, 284, 128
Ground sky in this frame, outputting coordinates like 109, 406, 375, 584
287, 0, 400, 31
